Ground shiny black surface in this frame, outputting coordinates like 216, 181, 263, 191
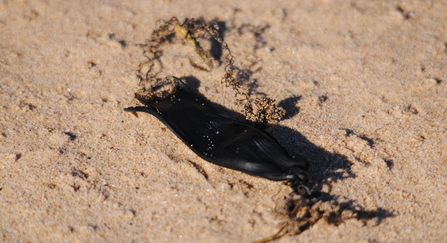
125, 77, 308, 181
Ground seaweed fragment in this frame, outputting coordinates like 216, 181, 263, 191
138, 17, 285, 126
125, 77, 309, 181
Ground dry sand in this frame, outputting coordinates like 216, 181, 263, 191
1, 0, 446, 242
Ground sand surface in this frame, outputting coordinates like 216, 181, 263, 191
1, 0, 446, 242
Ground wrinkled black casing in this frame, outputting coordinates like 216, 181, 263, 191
125, 77, 308, 181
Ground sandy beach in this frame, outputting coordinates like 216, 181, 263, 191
1, 0, 446, 242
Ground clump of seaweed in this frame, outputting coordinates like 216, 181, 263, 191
254, 192, 392, 242
138, 17, 284, 126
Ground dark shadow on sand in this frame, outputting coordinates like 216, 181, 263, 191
180, 75, 394, 230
